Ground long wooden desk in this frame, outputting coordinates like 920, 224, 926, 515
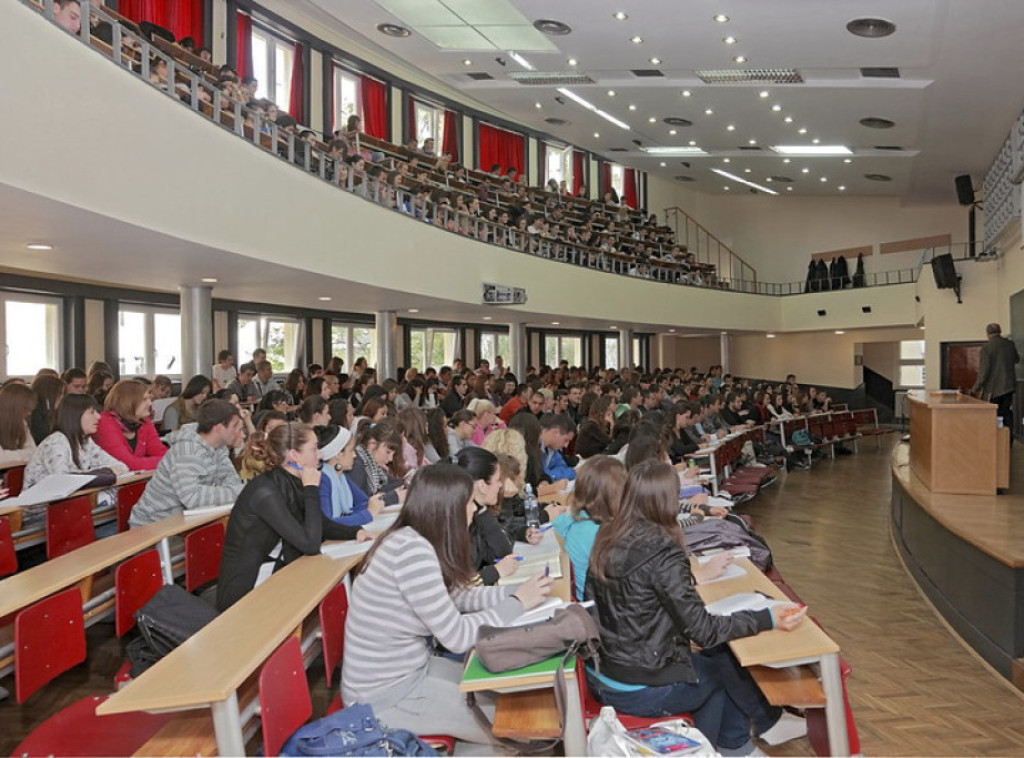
695, 558, 848, 755
97, 553, 360, 756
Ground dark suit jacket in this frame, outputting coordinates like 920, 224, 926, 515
974, 334, 1020, 398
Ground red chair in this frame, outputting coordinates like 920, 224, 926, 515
5, 464, 26, 496
15, 587, 87, 702
577, 655, 693, 730
319, 581, 347, 687
259, 637, 313, 758
46, 495, 96, 559
185, 521, 225, 592
116, 480, 148, 533
0, 515, 18, 577
114, 549, 163, 637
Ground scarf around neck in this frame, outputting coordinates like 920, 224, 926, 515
355, 444, 388, 494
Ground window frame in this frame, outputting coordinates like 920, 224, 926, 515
898, 339, 927, 388
0, 293, 64, 378
330, 321, 377, 373
117, 304, 181, 378
333, 66, 361, 133
250, 25, 295, 112
412, 98, 445, 149
544, 142, 572, 187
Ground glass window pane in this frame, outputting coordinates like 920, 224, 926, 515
251, 34, 268, 100
6, 300, 61, 376
238, 318, 261, 366
479, 333, 495, 364
331, 324, 350, 370
900, 340, 926, 361
633, 337, 642, 369
900, 365, 926, 387
275, 43, 293, 112
545, 336, 558, 367
409, 330, 425, 372
560, 337, 582, 367
264, 319, 299, 372
153, 313, 181, 376
430, 330, 456, 367
605, 337, 619, 370
118, 310, 147, 377
336, 71, 359, 131
352, 327, 376, 369
497, 335, 510, 367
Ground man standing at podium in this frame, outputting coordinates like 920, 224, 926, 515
972, 323, 1019, 435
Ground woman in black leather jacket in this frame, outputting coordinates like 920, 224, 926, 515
217, 423, 370, 610
586, 461, 807, 755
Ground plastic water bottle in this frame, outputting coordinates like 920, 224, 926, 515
523, 484, 541, 529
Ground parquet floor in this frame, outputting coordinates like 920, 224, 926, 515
4, 436, 1024, 755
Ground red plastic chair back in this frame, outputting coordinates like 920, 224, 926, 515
319, 581, 348, 687
115, 549, 163, 637
185, 521, 225, 592
116, 480, 148, 533
15, 587, 87, 702
259, 637, 312, 758
0, 516, 17, 577
5, 464, 26, 496
46, 495, 96, 559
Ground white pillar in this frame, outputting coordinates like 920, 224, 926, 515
375, 310, 398, 382
509, 322, 528, 381
720, 332, 730, 374
618, 328, 634, 371
180, 286, 213, 380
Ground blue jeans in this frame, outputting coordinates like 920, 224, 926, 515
588, 647, 779, 751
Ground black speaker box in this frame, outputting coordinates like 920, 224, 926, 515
931, 253, 958, 289
955, 174, 974, 206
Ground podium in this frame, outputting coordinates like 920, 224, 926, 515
907, 390, 1009, 495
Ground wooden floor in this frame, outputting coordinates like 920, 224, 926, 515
5, 436, 1024, 755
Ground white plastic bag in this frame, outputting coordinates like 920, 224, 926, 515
585, 706, 720, 756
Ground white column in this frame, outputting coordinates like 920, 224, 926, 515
720, 332, 731, 374
509, 322, 528, 381
375, 310, 398, 382
618, 328, 634, 370
179, 286, 213, 380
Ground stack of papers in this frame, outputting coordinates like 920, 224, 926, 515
321, 540, 373, 560
366, 511, 399, 533
2, 474, 97, 508
704, 592, 784, 616
497, 530, 563, 585
696, 562, 746, 585
696, 546, 750, 564
506, 599, 594, 627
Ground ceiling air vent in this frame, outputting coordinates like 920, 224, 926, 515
544, 117, 570, 126
696, 68, 803, 84
675, 176, 696, 182
631, 69, 665, 78
738, 146, 763, 151
533, 19, 572, 35
508, 71, 595, 85
467, 72, 493, 81
663, 117, 692, 127
864, 173, 892, 182
860, 117, 895, 129
608, 148, 629, 152
847, 18, 897, 38
770, 176, 794, 183
861, 67, 900, 78
874, 145, 903, 151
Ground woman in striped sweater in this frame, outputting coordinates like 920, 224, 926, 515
342, 463, 553, 746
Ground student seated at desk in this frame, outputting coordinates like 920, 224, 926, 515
0, 382, 37, 464
315, 424, 384, 527
350, 420, 407, 506
343, 464, 552, 748
94, 379, 167, 471
217, 423, 371, 610
586, 462, 807, 756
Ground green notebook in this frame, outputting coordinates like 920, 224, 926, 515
462, 649, 576, 686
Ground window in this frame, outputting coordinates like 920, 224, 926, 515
479, 332, 510, 367
544, 143, 572, 187
409, 328, 458, 371
544, 335, 583, 367
413, 99, 445, 149
604, 336, 619, 371
118, 306, 181, 377
331, 323, 376, 373
238, 316, 302, 372
1, 295, 62, 377
334, 68, 359, 132
633, 337, 643, 370
250, 27, 294, 111
898, 339, 926, 388
610, 164, 626, 200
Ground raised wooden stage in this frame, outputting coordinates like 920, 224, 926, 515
891, 442, 1024, 690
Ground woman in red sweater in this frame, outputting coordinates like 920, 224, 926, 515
95, 379, 167, 470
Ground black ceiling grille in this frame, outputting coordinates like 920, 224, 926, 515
544, 117, 569, 126
874, 145, 903, 151
467, 72, 493, 80
861, 67, 900, 78
631, 69, 665, 78
696, 68, 803, 84
675, 175, 696, 181
608, 147, 628, 152
738, 146, 763, 151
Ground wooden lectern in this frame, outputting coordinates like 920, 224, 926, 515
907, 390, 1010, 495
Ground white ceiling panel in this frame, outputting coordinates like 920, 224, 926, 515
373, 0, 462, 27
416, 25, 496, 50
441, 0, 529, 26
476, 25, 558, 52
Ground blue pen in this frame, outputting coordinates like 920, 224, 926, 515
538, 523, 555, 533
286, 462, 303, 471
495, 556, 524, 563
544, 563, 550, 578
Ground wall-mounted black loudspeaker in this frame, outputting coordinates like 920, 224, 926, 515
931, 253, 958, 289
955, 174, 974, 206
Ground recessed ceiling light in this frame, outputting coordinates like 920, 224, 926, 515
669, 129, 677, 135
744, 168, 752, 173
820, 177, 828, 182
682, 90, 692, 97
551, 321, 560, 325
771, 104, 782, 112
535, 102, 542, 108
704, 108, 714, 115
26, 243, 52, 250
714, 14, 729, 23
835, 330, 846, 335
408, 308, 420, 313
483, 316, 493, 320
766, 177, 773, 182
723, 36, 737, 45
766, 333, 776, 339
318, 296, 332, 301
610, 325, 618, 329
567, 58, 578, 66
613, 11, 628, 21
628, 104, 637, 111
723, 158, 731, 163
688, 140, 697, 146
843, 158, 853, 163
733, 55, 746, 63
786, 186, 793, 191
377, 22, 411, 37
759, 91, 770, 98
784, 116, 793, 123
648, 116, 657, 123
726, 124, 736, 131
630, 35, 643, 44
607, 90, 616, 96
724, 186, 731, 190
201, 277, 218, 283
783, 158, 791, 163
649, 57, 661, 65
812, 138, 821, 144
462, 59, 472, 66
660, 161, 667, 167
669, 328, 677, 333
798, 127, 808, 134
594, 132, 600, 138
838, 185, 847, 191
748, 139, 757, 145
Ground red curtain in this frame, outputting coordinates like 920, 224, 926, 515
361, 76, 388, 139
573, 150, 585, 196
288, 42, 305, 122
624, 168, 638, 209
601, 162, 612, 197
119, 0, 203, 44
478, 123, 525, 179
442, 110, 459, 163
235, 12, 253, 79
